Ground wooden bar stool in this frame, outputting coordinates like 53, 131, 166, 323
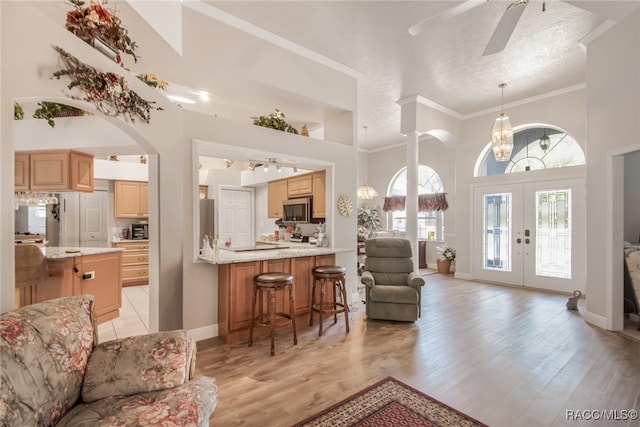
309, 265, 349, 336
248, 272, 297, 356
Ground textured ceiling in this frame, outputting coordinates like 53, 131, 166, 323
33, 1, 638, 151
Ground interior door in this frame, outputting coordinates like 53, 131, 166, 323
80, 191, 108, 247
474, 178, 586, 293
219, 187, 254, 248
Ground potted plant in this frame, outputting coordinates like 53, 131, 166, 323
357, 205, 382, 241
14, 102, 24, 120
33, 102, 87, 128
251, 108, 299, 134
436, 246, 455, 274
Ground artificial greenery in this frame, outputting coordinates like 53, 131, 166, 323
137, 73, 168, 90
14, 102, 24, 120
438, 246, 456, 261
65, 0, 138, 64
251, 108, 299, 134
33, 102, 86, 128
357, 205, 382, 241
52, 46, 161, 124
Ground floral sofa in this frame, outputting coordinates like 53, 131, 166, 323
1, 295, 218, 426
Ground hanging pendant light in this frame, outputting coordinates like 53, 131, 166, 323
357, 184, 379, 200
539, 128, 551, 152
491, 83, 514, 162
357, 125, 379, 199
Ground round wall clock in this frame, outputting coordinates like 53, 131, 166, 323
337, 194, 353, 217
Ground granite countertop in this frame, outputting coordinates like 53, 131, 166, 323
199, 241, 352, 265
42, 247, 125, 259
111, 239, 149, 243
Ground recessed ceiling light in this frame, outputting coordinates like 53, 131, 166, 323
166, 94, 196, 104
199, 91, 210, 102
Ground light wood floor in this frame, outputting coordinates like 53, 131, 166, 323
195, 273, 640, 427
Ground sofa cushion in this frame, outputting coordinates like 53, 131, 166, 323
0, 295, 95, 426
82, 330, 193, 403
369, 285, 419, 305
57, 377, 218, 427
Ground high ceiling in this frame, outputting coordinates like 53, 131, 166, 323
34, 1, 639, 151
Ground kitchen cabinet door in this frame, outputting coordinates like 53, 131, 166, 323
218, 261, 261, 342
70, 151, 94, 192
15, 153, 30, 191
312, 171, 326, 218
267, 179, 287, 218
262, 258, 292, 314
287, 174, 313, 197
114, 180, 148, 218
30, 152, 70, 191
79, 251, 122, 323
290, 256, 314, 315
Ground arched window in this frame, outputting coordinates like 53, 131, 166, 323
476, 126, 585, 176
388, 165, 444, 240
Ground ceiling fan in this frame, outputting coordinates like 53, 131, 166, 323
409, 0, 545, 56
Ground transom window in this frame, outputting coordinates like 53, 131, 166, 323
476, 126, 585, 176
388, 165, 444, 240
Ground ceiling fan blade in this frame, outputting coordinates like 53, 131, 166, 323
482, 2, 527, 55
408, 0, 486, 36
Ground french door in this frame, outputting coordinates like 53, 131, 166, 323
473, 179, 586, 293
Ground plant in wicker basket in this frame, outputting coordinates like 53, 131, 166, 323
33, 102, 88, 128
65, 0, 138, 64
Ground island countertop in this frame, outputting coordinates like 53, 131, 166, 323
42, 246, 125, 260
198, 242, 352, 265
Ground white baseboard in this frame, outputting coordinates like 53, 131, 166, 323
188, 324, 218, 342
583, 310, 608, 330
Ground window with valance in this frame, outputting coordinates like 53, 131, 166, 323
387, 165, 445, 240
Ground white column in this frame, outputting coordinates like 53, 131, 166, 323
406, 131, 419, 271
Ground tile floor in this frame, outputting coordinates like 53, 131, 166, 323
97, 285, 149, 343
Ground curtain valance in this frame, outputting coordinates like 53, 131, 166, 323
382, 193, 448, 212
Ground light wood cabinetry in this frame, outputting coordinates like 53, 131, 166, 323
14, 153, 30, 191
267, 179, 288, 218
15, 150, 94, 192
16, 251, 122, 324
217, 254, 336, 343
114, 180, 148, 218
267, 171, 326, 219
113, 241, 149, 286
287, 174, 313, 197
312, 171, 326, 218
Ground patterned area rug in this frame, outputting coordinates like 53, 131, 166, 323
292, 377, 487, 427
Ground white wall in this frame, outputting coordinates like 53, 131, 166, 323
586, 9, 640, 326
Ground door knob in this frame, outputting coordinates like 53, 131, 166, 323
516, 238, 522, 244
525, 238, 530, 244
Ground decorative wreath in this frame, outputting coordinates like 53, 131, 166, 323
337, 194, 353, 217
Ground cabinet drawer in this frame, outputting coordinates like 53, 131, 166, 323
122, 265, 148, 286
114, 242, 149, 251
122, 252, 149, 265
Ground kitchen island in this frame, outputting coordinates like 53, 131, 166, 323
200, 242, 351, 343
16, 247, 124, 324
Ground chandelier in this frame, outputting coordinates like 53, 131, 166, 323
491, 83, 514, 162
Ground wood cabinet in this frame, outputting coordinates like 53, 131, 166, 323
15, 150, 94, 192
217, 254, 336, 343
268, 171, 326, 219
14, 153, 30, 191
113, 241, 149, 286
312, 171, 326, 218
287, 174, 313, 197
267, 179, 288, 218
16, 251, 122, 324
115, 180, 148, 218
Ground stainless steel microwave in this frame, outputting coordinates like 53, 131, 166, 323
282, 197, 311, 224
